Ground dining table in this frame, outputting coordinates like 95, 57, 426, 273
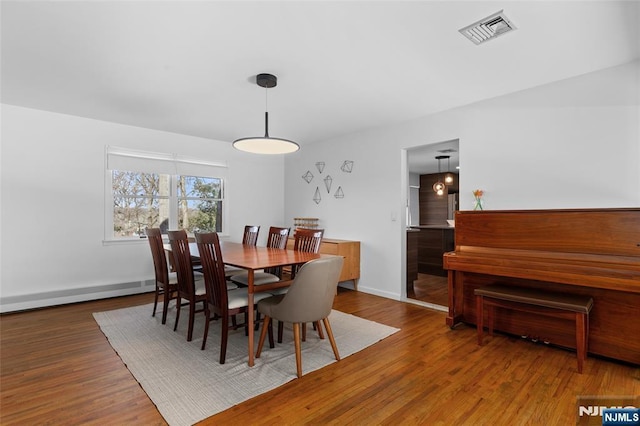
166, 240, 326, 366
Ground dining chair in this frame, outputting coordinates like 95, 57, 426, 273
274, 228, 325, 342
167, 238, 204, 275
290, 228, 324, 279
145, 228, 177, 325
255, 256, 344, 378
242, 225, 260, 245
230, 226, 290, 286
167, 229, 209, 342
224, 225, 260, 278
195, 232, 273, 362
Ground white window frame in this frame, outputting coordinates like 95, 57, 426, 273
104, 146, 229, 244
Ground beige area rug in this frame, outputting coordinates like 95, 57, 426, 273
93, 303, 399, 426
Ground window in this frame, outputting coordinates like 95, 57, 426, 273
112, 171, 170, 237
177, 175, 223, 234
105, 147, 228, 241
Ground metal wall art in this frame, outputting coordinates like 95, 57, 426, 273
324, 175, 333, 193
340, 160, 353, 173
302, 170, 314, 183
302, 160, 354, 204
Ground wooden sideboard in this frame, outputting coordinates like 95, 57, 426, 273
287, 237, 361, 289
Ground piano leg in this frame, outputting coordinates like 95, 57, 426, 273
576, 312, 588, 374
446, 270, 465, 328
476, 294, 484, 345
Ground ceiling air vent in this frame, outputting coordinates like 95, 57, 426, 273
459, 10, 516, 45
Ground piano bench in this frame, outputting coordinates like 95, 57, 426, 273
474, 284, 594, 373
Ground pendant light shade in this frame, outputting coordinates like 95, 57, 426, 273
232, 137, 299, 154
433, 155, 447, 196
233, 73, 300, 155
444, 156, 454, 184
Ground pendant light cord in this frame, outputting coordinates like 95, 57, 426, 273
264, 86, 269, 137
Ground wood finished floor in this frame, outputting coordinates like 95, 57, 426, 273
407, 273, 448, 306
1, 290, 638, 425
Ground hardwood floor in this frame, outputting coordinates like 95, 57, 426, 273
1, 290, 638, 425
408, 273, 448, 306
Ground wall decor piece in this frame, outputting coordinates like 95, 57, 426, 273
302, 170, 314, 183
316, 162, 325, 174
324, 175, 333, 193
341, 160, 354, 173
334, 186, 344, 199
313, 187, 321, 204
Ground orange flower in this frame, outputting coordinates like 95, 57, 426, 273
473, 189, 484, 198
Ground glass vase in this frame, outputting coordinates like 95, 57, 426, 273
473, 197, 483, 211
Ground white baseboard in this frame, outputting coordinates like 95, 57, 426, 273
0, 279, 156, 313
353, 284, 401, 301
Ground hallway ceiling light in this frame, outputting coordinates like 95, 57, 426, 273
233, 73, 300, 155
433, 155, 447, 196
444, 156, 454, 184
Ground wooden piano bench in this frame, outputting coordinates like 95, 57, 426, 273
474, 285, 594, 373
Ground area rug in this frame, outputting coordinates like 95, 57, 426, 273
93, 303, 399, 426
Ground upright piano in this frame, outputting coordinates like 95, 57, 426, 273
443, 208, 640, 364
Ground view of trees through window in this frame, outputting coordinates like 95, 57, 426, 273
112, 171, 223, 238
178, 175, 223, 234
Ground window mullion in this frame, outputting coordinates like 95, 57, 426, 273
169, 174, 179, 230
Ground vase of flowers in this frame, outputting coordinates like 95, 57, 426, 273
473, 189, 484, 210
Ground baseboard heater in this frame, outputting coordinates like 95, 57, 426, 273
0, 279, 155, 313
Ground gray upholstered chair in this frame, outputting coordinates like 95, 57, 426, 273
255, 256, 344, 378
274, 228, 324, 342
230, 226, 290, 286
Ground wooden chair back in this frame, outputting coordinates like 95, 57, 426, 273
291, 228, 324, 278
195, 232, 228, 317
266, 226, 290, 249
167, 230, 197, 299
293, 228, 324, 253
146, 228, 169, 285
146, 227, 178, 323
242, 225, 260, 246
264, 227, 290, 277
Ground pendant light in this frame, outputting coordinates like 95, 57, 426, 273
433, 156, 446, 196
233, 73, 300, 155
444, 156, 454, 184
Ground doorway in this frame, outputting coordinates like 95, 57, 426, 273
405, 139, 459, 309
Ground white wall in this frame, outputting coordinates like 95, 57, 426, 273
0, 105, 285, 312
2, 61, 637, 311
284, 60, 640, 301
285, 134, 404, 298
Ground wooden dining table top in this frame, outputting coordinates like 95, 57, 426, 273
164, 240, 327, 283
194, 240, 324, 271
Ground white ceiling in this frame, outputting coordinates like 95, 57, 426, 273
2, 1, 639, 173
407, 139, 459, 176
